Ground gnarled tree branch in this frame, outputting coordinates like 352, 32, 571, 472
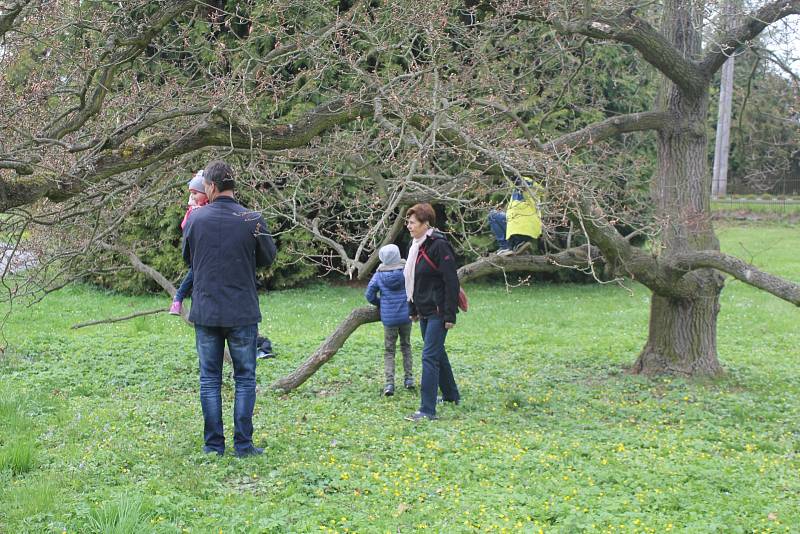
0, 98, 373, 212
568, 197, 673, 293
0, 159, 35, 175
670, 251, 800, 305
700, 0, 800, 76
97, 242, 177, 297
270, 306, 380, 392
457, 244, 602, 282
44, 1, 197, 141
0, 0, 31, 38
546, 111, 671, 151
554, 8, 707, 95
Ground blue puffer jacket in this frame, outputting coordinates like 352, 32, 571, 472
365, 266, 411, 327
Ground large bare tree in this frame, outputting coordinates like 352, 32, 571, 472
527, 0, 800, 375
2, 0, 799, 384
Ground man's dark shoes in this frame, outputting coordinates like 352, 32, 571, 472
437, 396, 460, 405
405, 411, 436, 422
234, 446, 264, 458
202, 446, 224, 456
383, 384, 395, 397
404, 378, 415, 390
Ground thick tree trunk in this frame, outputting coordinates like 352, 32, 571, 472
640, 99, 727, 375
638, 0, 724, 376
633, 272, 724, 376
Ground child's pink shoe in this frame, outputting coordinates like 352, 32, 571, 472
168, 300, 182, 315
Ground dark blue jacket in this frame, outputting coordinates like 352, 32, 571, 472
365, 265, 411, 327
182, 196, 276, 327
408, 231, 459, 324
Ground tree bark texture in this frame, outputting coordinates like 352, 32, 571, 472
633, 275, 724, 376
634, 0, 723, 375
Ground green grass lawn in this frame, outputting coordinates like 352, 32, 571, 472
1, 222, 799, 533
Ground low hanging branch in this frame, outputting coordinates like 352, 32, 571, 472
269, 245, 604, 392
458, 244, 601, 282
97, 242, 177, 297
1, 98, 374, 212
670, 251, 800, 306
71, 243, 190, 327
544, 112, 671, 152
269, 241, 800, 394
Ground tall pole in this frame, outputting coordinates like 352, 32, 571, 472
711, 0, 737, 198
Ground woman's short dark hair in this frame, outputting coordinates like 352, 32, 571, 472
407, 203, 436, 226
204, 160, 236, 192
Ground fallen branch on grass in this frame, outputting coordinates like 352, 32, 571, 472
270, 306, 380, 392
72, 307, 167, 329
271, 245, 603, 392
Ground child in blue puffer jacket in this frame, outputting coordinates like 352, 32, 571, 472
365, 244, 414, 396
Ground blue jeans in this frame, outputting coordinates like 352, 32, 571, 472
175, 269, 193, 302
419, 316, 460, 417
488, 210, 527, 250
195, 323, 258, 455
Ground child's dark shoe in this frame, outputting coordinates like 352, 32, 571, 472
404, 378, 415, 390
383, 384, 395, 397
404, 411, 436, 422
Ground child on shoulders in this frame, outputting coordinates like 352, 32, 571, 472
169, 171, 208, 316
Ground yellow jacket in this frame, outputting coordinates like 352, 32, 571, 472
506, 178, 542, 239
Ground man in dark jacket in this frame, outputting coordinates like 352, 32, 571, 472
182, 160, 277, 457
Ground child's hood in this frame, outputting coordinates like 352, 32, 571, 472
377, 258, 405, 272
